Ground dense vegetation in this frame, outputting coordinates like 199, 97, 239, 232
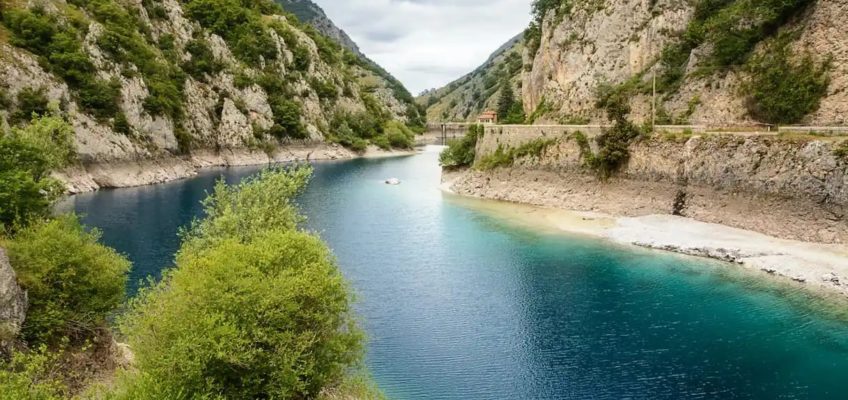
579, 85, 644, 178
0, 116, 74, 231
5, 216, 130, 346
0, 115, 130, 398
108, 167, 366, 399
743, 35, 830, 124
0, 116, 379, 398
2, 6, 123, 121
439, 124, 482, 168
496, 82, 526, 124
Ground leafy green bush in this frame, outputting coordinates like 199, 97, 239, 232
183, 0, 278, 64
113, 112, 131, 135
370, 135, 390, 151
0, 116, 75, 231
331, 112, 382, 140
581, 84, 644, 178
383, 120, 414, 149
310, 77, 339, 101
744, 38, 830, 124
10, 87, 50, 125
439, 124, 481, 168
182, 36, 225, 80
118, 167, 364, 399
4, 215, 130, 346
0, 346, 67, 399
268, 97, 307, 140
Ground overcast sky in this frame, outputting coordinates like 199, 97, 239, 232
314, 0, 533, 95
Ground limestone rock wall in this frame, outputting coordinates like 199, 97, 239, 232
0, 248, 27, 351
519, 0, 848, 125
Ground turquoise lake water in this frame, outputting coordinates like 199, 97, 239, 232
61, 147, 848, 399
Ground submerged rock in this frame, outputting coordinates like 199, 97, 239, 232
0, 248, 27, 351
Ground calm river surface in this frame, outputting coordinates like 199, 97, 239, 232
60, 147, 848, 399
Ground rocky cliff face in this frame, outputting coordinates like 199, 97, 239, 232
523, 0, 848, 125
0, 248, 27, 351
426, 0, 848, 126
0, 0, 421, 169
418, 33, 524, 122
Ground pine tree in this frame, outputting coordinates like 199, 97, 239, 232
497, 81, 515, 121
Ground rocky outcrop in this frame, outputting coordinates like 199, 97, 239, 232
0, 248, 27, 351
449, 126, 848, 244
275, 0, 362, 57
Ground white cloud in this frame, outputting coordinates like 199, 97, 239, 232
314, 0, 532, 94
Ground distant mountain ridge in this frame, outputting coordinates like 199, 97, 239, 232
275, 0, 363, 57
418, 33, 524, 122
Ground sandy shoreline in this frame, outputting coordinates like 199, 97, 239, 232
55, 144, 418, 194
441, 172, 848, 299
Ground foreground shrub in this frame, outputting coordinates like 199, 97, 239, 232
0, 346, 67, 399
4, 216, 130, 346
179, 167, 311, 252
0, 116, 74, 231
439, 124, 481, 168
117, 167, 365, 399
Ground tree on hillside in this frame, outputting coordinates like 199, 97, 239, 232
497, 81, 515, 122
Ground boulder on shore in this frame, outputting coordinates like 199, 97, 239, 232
0, 247, 27, 352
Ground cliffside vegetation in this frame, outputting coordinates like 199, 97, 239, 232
476, 137, 559, 171
0, 0, 422, 160
0, 117, 378, 398
521, 0, 833, 126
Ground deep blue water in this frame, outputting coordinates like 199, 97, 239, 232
60, 147, 848, 399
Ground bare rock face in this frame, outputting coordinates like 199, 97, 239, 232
0, 248, 27, 350
517, 0, 848, 125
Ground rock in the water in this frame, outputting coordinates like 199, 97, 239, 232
385, 178, 401, 185
0, 248, 27, 350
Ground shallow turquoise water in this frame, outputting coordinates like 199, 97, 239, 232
63, 147, 848, 399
